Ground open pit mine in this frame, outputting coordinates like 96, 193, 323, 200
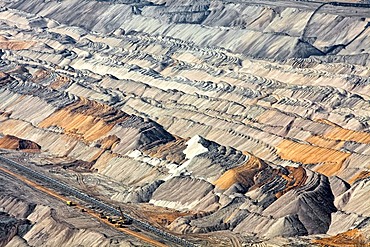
0, 0, 370, 246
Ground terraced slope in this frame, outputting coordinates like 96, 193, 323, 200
0, 0, 370, 245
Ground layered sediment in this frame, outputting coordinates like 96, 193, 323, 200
0, 0, 370, 245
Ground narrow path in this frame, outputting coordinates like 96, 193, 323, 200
0, 165, 168, 247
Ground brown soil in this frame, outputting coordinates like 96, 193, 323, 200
144, 137, 188, 164
348, 170, 370, 184
138, 204, 192, 227
0, 36, 36, 50
38, 98, 130, 142
214, 152, 267, 190
313, 229, 370, 247
276, 166, 307, 198
276, 140, 350, 176
324, 126, 370, 144
306, 135, 344, 150
32, 69, 71, 89
0, 135, 41, 152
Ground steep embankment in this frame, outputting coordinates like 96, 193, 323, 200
0, 0, 369, 245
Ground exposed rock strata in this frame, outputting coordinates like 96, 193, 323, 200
0, 0, 369, 245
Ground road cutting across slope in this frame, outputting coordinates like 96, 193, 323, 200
0, 157, 196, 247
0, 165, 169, 247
